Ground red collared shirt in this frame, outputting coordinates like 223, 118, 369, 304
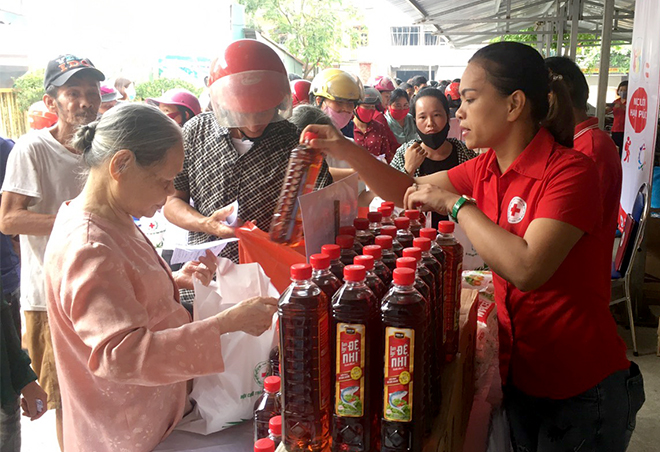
574, 117, 622, 246
448, 128, 629, 399
353, 120, 400, 163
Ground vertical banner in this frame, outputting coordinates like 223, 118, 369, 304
620, 0, 660, 213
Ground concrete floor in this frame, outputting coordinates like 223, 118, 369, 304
19, 326, 660, 451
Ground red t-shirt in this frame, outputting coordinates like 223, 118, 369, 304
448, 127, 629, 399
353, 120, 400, 163
573, 117, 622, 245
611, 98, 626, 133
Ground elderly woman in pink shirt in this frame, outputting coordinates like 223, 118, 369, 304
44, 103, 276, 451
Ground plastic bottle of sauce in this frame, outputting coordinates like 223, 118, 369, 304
367, 211, 383, 237
436, 221, 463, 362
268, 416, 282, 449
311, 253, 343, 309
279, 263, 331, 451
380, 268, 427, 452
362, 244, 393, 287
419, 228, 446, 276
254, 376, 282, 442
255, 438, 275, 452
270, 132, 321, 245
394, 217, 414, 250
375, 235, 398, 273
380, 225, 403, 258
322, 244, 345, 282
339, 225, 363, 255
354, 255, 387, 301
403, 210, 422, 238
331, 265, 382, 452
378, 205, 395, 226
354, 218, 375, 247
336, 235, 359, 267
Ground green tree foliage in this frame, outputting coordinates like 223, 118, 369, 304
12, 69, 45, 113
238, 0, 360, 78
134, 78, 203, 101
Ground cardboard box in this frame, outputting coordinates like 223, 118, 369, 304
424, 288, 478, 452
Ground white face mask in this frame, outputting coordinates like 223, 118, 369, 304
125, 84, 136, 101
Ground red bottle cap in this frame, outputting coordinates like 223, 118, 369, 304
290, 263, 312, 280
378, 206, 394, 217
354, 255, 374, 271
402, 247, 422, 262
321, 244, 341, 259
344, 264, 366, 281
263, 375, 281, 393
392, 267, 415, 286
254, 438, 275, 452
404, 209, 420, 220
396, 257, 417, 270
380, 225, 397, 238
310, 253, 330, 270
394, 217, 410, 230
382, 201, 395, 209
413, 237, 431, 252
367, 211, 383, 223
374, 235, 393, 249
362, 244, 382, 259
438, 221, 455, 233
338, 225, 356, 237
353, 217, 369, 230
268, 415, 282, 436
420, 228, 438, 240
336, 234, 355, 249
302, 131, 318, 143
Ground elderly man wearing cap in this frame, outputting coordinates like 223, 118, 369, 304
164, 40, 332, 301
0, 54, 104, 450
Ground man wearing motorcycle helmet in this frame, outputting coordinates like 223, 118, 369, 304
146, 88, 201, 127
445, 80, 461, 117
310, 68, 363, 137
290, 79, 311, 107
353, 87, 399, 163
164, 40, 332, 277
373, 75, 395, 108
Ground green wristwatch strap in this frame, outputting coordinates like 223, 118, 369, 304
450, 195, 475, 223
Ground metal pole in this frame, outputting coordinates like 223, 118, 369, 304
546, 21, 553, 57
569, 0, 580, 59
556, 0, 565, 56
596, 0, 615, 128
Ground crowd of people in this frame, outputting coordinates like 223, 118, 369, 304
0, 38, 645, 452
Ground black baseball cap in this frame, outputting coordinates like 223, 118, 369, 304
44, 54, 105, 91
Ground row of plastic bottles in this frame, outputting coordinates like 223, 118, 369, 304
271, 209, 463, 452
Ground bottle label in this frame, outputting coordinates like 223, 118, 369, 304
335, 323, 365, 417
383, 327, 414, 422
319, 309, 330, 410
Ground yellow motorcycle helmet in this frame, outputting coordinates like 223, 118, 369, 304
310, 68, 364, 104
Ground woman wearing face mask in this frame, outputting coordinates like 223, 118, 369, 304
389, 87, 476, 226
353, 87, 400, 163
607, 80, 628, 155
309, 68, 363, 138
300, 42, 644, 452
146, 88, 202, 127
385, 88, 419, 144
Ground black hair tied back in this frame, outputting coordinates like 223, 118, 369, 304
81, 122, 98, 153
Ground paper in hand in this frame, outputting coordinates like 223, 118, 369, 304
170, 238, 239, 265
224, 200, 239, 227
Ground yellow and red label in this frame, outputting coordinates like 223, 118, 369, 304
335, 323, 365, 417
383, 327, 414, 422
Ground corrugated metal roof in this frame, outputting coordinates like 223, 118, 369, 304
383, 0, 635, 47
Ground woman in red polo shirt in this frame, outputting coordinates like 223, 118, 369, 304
302, 42, 644, 452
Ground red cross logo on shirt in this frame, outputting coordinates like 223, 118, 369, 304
507, 197, 527, 224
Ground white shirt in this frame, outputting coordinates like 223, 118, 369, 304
1, 128, 84, 311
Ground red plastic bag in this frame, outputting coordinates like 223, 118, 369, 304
236, 222, 306, 294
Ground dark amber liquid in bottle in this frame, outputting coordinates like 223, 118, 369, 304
382, 248, 398, 273
413, 265, 436, 427
340, 249, 359, 267
254, 386, 282, 442
279, 280, 331, 451
355, 230, 375, 248
373, 260, 393, 287
364, 270, 386, 301
396, 231, 414, 251
437, 234, 463, 362
330, 258, 346, 282
381, 284, 427, 452
407, 220, 422, 238
313, 269, 343, 316
331, 281, 382, 452
420, 253, 443, 407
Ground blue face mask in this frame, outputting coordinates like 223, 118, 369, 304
126, 84, 136, 101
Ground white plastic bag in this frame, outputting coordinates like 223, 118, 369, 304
176, 258, 279, 435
